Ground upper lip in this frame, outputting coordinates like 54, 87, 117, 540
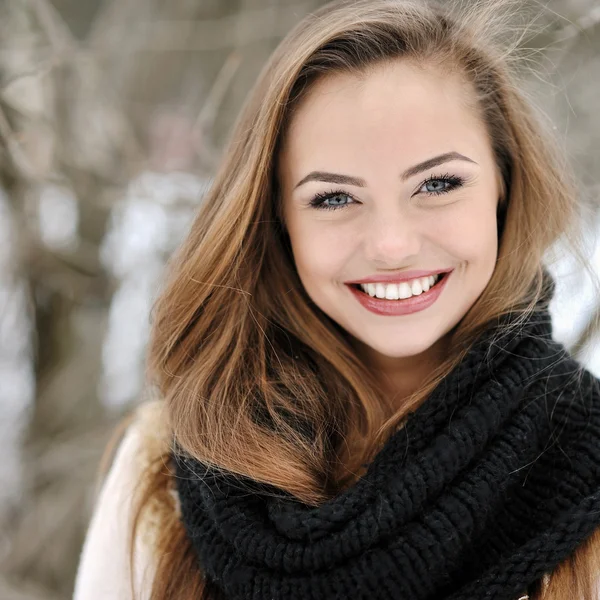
345, 268, 454, 285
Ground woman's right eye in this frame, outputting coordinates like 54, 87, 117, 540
308, 190, 356, 211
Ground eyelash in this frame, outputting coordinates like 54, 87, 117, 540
308, 172, 465, 211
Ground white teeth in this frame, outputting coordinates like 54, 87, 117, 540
411, 279, 423, 295
358, 273, 442, 300
385, 284, 399, 300
398, 282, 412, 299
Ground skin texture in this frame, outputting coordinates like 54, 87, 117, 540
279, 59, 501, 402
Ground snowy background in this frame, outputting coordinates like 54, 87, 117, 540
0, 0, 599, 598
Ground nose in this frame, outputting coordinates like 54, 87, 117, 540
363, 208, 422, 267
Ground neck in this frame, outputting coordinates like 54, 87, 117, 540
355, 335, 450, 409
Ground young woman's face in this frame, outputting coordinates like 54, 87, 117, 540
279, 60, 500, 364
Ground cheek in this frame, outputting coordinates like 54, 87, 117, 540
428, 201, 498, 262
289, 222, 352, 285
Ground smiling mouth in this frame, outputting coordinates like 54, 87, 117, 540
348, 272, 448, 300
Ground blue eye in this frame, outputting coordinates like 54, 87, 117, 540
308, 191, 355, 211
419, 173, 464, 196
308, 173, 464, 211
422, 179, 450, 194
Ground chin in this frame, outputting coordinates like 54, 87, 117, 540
357, 335, 439, 360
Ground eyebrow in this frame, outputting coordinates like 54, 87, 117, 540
293, 151, 478, 189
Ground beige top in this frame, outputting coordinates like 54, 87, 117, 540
73, 401, 169, 600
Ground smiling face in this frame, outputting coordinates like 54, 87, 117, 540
278, 59, 500, 382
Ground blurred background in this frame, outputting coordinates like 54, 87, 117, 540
0, 0, 600, 598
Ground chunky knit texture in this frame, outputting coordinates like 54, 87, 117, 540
175, 273, 600, 600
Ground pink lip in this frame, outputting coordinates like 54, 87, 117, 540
346, 268, 454, 284
346, 271, 451, 316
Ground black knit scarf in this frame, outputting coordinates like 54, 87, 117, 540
174, 272, 600, 600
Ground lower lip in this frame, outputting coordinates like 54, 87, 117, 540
346, 272, 451, 316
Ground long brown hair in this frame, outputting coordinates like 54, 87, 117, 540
129, 0, 600, 597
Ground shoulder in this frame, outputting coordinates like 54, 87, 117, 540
73, 399, 173, 600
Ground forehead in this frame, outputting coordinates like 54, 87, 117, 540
279, 60, 487, 184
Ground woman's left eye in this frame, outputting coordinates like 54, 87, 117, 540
418, 174, 464, 196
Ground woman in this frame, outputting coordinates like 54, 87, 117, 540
74, 0, 600, 598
